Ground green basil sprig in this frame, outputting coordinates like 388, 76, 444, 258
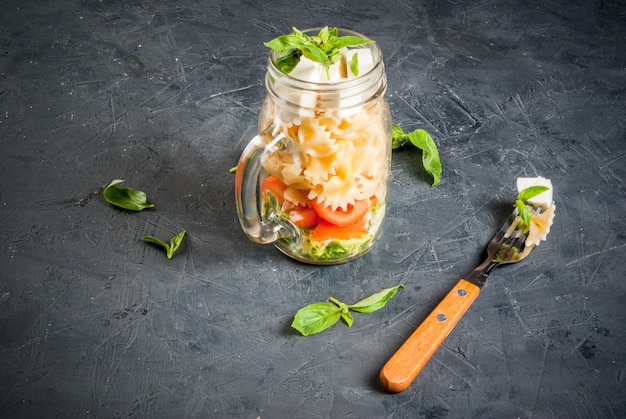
292, 284, 405, 336
103, 179, 154, 211
391, 124, 442, 186
264, 26, 373, 78
142, 230, 186, 259
516, 186, 550, 227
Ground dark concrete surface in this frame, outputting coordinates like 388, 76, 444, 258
1, 0, 625, 417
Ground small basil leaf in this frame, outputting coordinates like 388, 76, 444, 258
103, 179, 154, 211
292, 302, 342, 336
517, 200, 533, 228
275, 49, 302, 74
517, 185, 550, 203
167, 230, 186, 259
332, 35, 373, 49
350, 53, 359, 77
263, 35, 302, 51
348, 284, 405, 313
291, 27, 305, 39
328, 49, 343, 65
300, 44, 330, 67
407, 129, 442, 186
391, 123, 408, 149
341, 310, 354, 327
317, 26, 331, 45
142, 229, 186, 259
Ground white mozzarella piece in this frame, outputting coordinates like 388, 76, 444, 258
290, 56, 325, 82
276, 56, 321, 110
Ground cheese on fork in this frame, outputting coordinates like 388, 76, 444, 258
516, 176, 553, 208
516, 176, 556, 247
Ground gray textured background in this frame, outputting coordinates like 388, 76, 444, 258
1, 0, 625, 417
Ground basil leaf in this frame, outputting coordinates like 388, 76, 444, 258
341, 310, 354, 327
332, 35, 373, 50
391, 124, 442, 186
515, 199, 533, 228
300, 44, 330, 67
391, 123, 408, 148
407, 129, 441, 186
291, 26, 305, 39
275, 49, 302, 74
167, 230, 186, 259
317, 26, 331, 45
263, 34, 303, 51
348, 284, 405, 313
103, 179, 154, 211
263, 37, 289, 51
291, 302, 342, 336
350, 53, 359, 77
328, 26, 339, 40
142, 230, 186, 259
518, 185, 550, 203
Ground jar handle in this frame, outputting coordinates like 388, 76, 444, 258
235, 126, 299, 244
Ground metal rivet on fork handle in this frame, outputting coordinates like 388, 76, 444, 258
436, 313, 447, 322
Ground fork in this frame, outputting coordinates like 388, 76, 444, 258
379, 206, 541, 393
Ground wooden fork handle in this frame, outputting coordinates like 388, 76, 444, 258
380, 279, 481, 393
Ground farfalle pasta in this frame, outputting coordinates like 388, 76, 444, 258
263, 100, 389, 211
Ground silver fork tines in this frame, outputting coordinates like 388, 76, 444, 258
465, 205, 541, 287
495, 209, 529, 260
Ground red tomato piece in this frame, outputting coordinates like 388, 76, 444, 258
288, 208, 319, 229
310, 198, 370, 227
311, 219, 369, 242
261, 175, 287, 202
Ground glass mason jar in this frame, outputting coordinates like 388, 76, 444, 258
235, 28, 391, 264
